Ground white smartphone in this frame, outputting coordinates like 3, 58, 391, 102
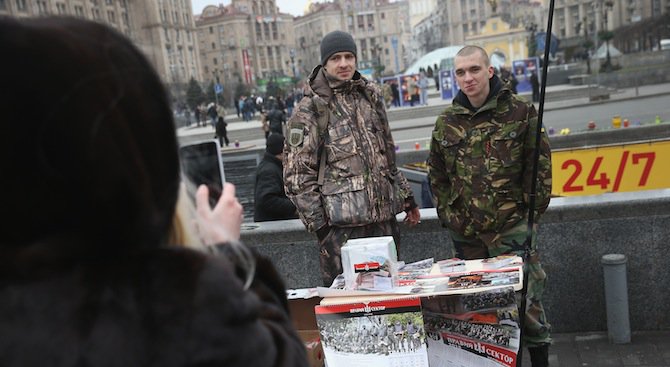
179, 139, 226, 208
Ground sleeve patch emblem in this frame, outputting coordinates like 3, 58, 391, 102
288, 127, 305, 147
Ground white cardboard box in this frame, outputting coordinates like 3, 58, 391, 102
341, 236, 399, 290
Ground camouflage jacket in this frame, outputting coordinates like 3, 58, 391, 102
428, 82, 552, 243
283, 66, 412, 232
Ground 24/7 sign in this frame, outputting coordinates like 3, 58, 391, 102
552, 140, 670, 196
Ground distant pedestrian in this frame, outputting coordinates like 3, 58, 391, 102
207, 102, 217, 129
418, 72, 429, 106
215, 116, 229, 147
266, 102, 286, 136
530, 72, 540, 102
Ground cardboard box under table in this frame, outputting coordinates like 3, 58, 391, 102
314, 257, 525, 367
287, 288, 325, 367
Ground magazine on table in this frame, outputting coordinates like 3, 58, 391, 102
421, 287, 521, 367
318, 256, 523, 298
315, 297, 430, 367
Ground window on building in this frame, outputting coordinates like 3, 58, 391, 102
16, 0, 27, 11
74, 5, 84, 16
211, 42, 216, 50
37, 0, 48, 13
357, 15, 364, 31
209, 26, 213, 34
93, 8, 101, 20
213, 57, 218, 65
106, 0, 113, 4
272, 22, 278, 40
55, 2, 66, 13
367, 14, 374, 31
0, 0, 7, 10
122, 12, 129, 26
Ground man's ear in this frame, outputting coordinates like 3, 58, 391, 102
487, 65, 495, 78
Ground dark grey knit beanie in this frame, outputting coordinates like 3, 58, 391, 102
320, 30, 357, 66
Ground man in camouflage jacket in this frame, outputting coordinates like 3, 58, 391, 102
428, 45, 552, 367
283, 30, 420, 286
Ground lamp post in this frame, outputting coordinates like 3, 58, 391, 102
373, 43, 383, 80
581, 17, 593, 74
526, 22, 538, 58
597, 0, 614, 72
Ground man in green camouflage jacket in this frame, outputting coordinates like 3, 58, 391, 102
283, 30, 420, 286
428, 45, 552, 366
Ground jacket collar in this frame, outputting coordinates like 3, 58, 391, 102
453, 74, 505, 112
307, 65, 365, 101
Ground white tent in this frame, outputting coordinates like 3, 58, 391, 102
592, 43, 622, 59
404, 46, 464, 74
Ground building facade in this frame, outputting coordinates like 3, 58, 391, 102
293, 0, 410, 77
466, 16, 529, 66
194, 0, 295, 98
409, 0, 543, 65
0, 0, 202, 104
551, 0, 669, 59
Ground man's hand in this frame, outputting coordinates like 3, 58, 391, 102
403, 206, 421, 226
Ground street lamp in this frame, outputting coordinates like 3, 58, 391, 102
372, 43, 383, 80
596, 0, 614, 72
526, 22, 538, 57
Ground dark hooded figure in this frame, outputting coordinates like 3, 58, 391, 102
0, 16, 308, 367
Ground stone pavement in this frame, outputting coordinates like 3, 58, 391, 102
176, 82, 670, 139
519, 330, 670, 367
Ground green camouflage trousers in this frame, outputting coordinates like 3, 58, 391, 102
317, 220, 400, 287
448, 220, 552, 347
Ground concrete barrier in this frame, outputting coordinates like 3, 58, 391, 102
241, 189, 670, 333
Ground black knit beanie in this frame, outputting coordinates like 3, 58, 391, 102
266, 133, 285, 155
320, 30, 357, 66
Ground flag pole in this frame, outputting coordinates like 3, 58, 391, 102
517, 0, 556, 364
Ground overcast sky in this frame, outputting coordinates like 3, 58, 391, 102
191, 0, 314, 16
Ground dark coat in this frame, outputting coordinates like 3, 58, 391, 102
266, 108, 286, 135
215, 117, 227, 136
0, 245, 308, 367
254, 153, 298, 222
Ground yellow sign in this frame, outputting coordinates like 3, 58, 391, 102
552, 140, 670, 196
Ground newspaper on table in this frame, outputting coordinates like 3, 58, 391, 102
315, 256, 524, 366
318, 256, 523, 298
421, 287, 520, 367
315, 297, 430, 367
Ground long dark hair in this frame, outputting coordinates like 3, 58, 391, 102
0, 17, 180, 256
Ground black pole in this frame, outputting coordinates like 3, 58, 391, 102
517, 0, 555, 365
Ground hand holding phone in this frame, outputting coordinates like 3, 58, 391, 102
179, 140, 225, 208
195, 183, 243, 245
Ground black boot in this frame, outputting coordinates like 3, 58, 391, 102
528, 344, 549, 367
